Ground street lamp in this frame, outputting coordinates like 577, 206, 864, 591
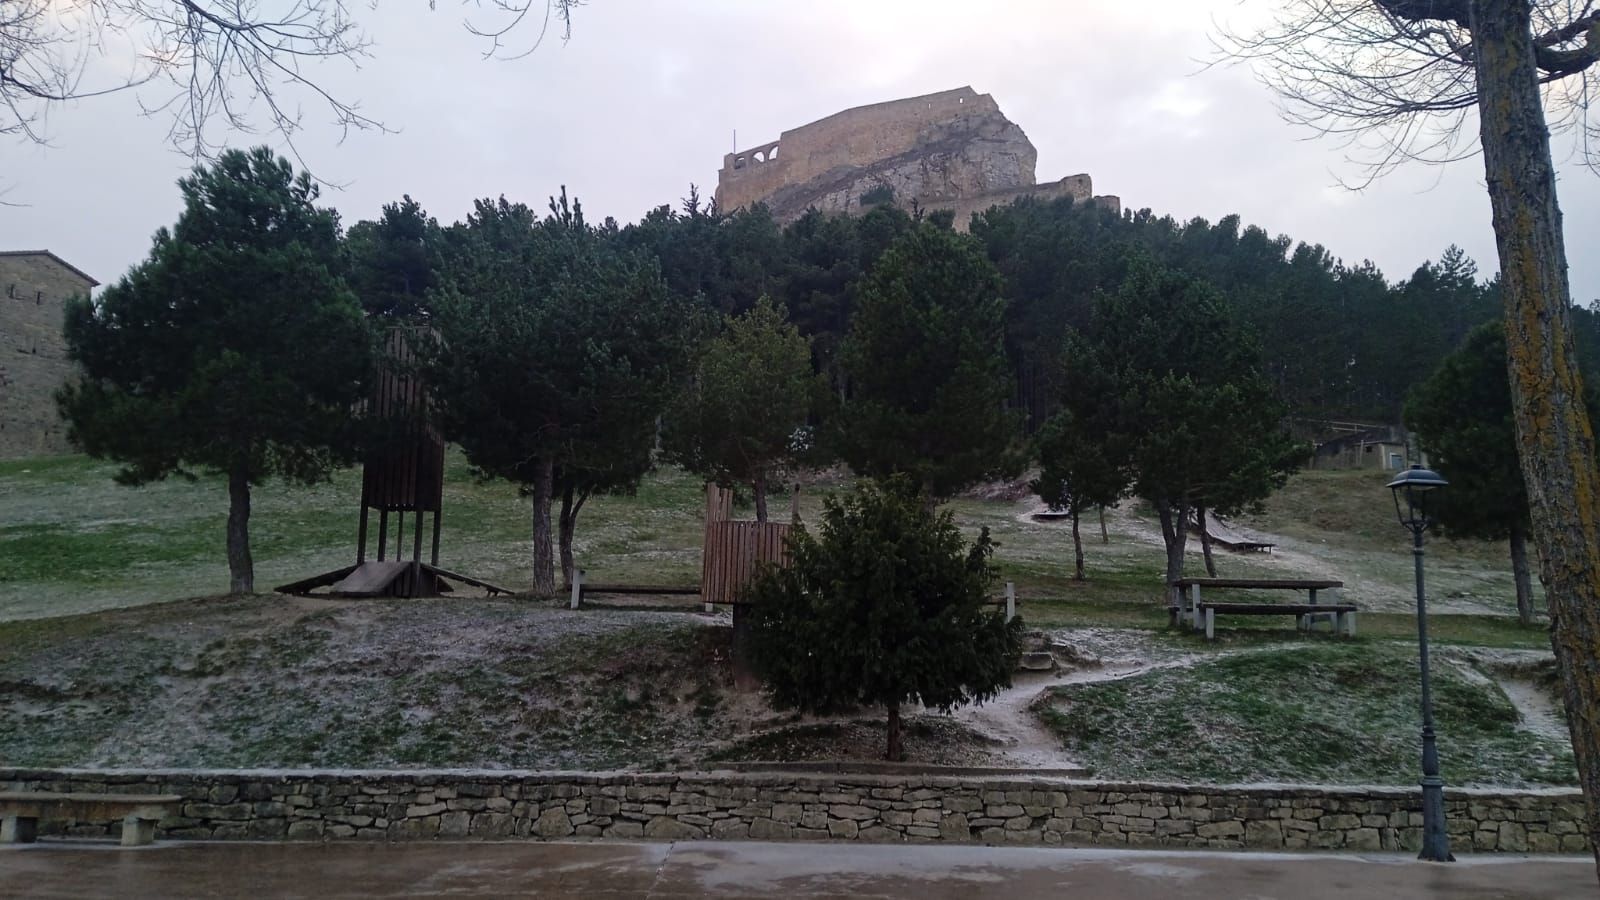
1387, 463, 1455, 862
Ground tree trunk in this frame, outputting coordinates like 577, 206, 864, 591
1071, 505, 1086, 581
885, 702, 904, 762
1156, 499, 1189, 602
559, 483, 577, 589
1510, 523, 1535, 627
531, 456, 556, 596
1470, 0, 1600, 871
226, 460, 253, 594
1198, 505, 1218, 578
753, 472, 768, 523
1099, 506, 1109, 544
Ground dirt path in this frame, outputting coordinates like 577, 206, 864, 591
946, 629, 1238, 770
1496, 676, 1568, 742
1438, 647, 1567, 743
946, 671, 1099, 769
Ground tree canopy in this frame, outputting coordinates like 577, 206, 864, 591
58, 146, 373, 593
345, 196, 442, 321
1063, 259, 1300, 588
427, 190, 700, 593
834, 222, 1021, 501
662, 296, 819, 521
745, 476, 1023, 761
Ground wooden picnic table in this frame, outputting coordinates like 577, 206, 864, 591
1169, 577, 1353, 640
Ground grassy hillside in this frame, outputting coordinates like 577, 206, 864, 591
0, 451, 1563, 780
0, 595, 742, 770
0, 455, 1542, 624
0, 453, 707, 620
1037, 642, 1573, 787
1236, 468, 1534, 614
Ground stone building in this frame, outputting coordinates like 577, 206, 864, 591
714, 86, 1120, 228
1294, 419, 1422, 471
1310, 424, 1417, 472
0, 250, 98, 458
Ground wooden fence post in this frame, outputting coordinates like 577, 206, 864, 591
1005, 581, 1016, 622
569, 569, 583, 610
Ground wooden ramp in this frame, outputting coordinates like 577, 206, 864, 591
275, 562, 509, 599
330, 561, 411, 596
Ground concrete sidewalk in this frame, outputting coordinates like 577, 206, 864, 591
0, 839, 1592, 898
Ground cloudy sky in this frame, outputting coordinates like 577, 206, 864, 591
4, 0, 1597, 300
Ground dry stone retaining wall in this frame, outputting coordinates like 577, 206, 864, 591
1, 768, 1585, 853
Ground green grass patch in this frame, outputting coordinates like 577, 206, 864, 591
1036, 642, 1574, 787
0, 522, 222, 584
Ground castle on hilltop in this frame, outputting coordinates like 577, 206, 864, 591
714, 86, 1119, 228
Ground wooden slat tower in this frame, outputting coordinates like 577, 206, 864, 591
275, 327, 508, 599
359, 326, 444, 593
697, 483, 795, 687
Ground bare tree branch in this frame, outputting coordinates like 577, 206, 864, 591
0, 0, 581, 160
1210, 0, 1600, 185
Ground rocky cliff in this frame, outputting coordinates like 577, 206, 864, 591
715, 87, 1117, 227
756, 100, 1037, 219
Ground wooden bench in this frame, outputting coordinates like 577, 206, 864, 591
566, 570, 703, 609
1168, 578, 1353, 640
1223, 540, 1277, 554
0, 792, 182, 846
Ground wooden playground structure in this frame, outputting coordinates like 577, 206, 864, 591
275, 328, 509, 599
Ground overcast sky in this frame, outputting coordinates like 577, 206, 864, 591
4, 0, 1597, 300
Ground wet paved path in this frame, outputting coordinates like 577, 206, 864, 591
1, 839, 1592, 898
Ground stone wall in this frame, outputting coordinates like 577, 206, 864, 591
923, 176, 1121, 233
716, 87, 1015, 214
713, 86, 1119, 228
2, 768, 1585, 854
0, 251, 96, 458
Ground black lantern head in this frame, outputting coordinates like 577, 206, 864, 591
1387, 464, 1449, 530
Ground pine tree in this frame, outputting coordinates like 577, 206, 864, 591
428, 191, 698, 594
344, 195, 442, 320
746, 477, 1023, 761
662, 297, 820, 521
1070, 258, 1298, 591
835, 223, 1021, 502
1031, 403, 1125, 581
58, 147, 373, 594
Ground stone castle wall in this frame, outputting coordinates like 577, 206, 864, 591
3, 768, 1585, 854
713, 87, 1119, 227
716, 87, 1015, 214
928, 176, 1122, 233
0, 252, 95, 459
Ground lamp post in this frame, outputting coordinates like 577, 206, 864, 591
1387, 463, 1454, 862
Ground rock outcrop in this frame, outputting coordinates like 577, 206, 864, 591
714, 87, 1118, 228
